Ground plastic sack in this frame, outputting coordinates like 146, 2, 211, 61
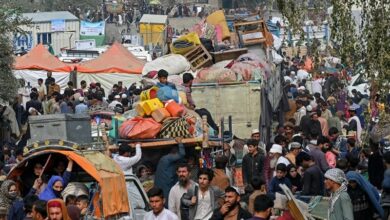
142, 54, 191, 76
170, 32, 201, 55
157, 86, 179, 103
272, 34, 282, 50
119, 117, 162, 139
272, 50, 283, 64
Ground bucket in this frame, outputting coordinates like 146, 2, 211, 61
165, 100, 184, 117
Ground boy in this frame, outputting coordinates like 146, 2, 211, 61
268, 163, 292, 197
157, 69, 176, 89
76, 195, 89, 216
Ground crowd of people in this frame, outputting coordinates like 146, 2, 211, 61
1, 51, 390, 220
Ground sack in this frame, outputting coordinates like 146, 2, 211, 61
157, 86, 179, 103
180, 186, 198, 220
119, 117, 162, 139
196, 67, 237, 83
158, 117, 191, 138
142, 54, 191, 76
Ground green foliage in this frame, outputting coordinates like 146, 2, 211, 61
0, 7, 31, 103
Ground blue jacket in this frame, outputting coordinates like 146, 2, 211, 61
269, 176, 292, 196
154, 143, 185, 200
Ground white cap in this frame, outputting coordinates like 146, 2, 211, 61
79, 96, 85, 102
270, 144, 283, 154
291, 71, 296, 75
114, 95, 120, 99
251, 129, 260, 135
298, 86, 306, 90
121, 94, 127, 99
306, 105, 313, 112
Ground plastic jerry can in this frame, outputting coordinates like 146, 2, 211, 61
151, 108, 171, 123
141, 98, 164, 116
165, 100, 184, 117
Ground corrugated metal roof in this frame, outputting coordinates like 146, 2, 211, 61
22, 11, 79, 23
139, 14, 167, 24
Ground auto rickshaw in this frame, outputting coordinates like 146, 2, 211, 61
7, 139, 148, 220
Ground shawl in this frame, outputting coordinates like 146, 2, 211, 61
0, 180, 17, 212
346, 171, 384, 218
39, 175, 64, 201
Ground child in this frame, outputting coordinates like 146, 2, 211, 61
268, 163, 292, 197
65, 194, 77, 206
156, 69, 176, 89
76, 195, 89, 216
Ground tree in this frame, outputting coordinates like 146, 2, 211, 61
0, 7, 31, 103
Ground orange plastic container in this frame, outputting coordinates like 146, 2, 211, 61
165, 100, 184, 117
151, 108, 171, 123
136, 98, 163, 116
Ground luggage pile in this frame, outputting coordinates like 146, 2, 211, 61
118, 86, 202, 140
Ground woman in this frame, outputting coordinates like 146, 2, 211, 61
346, 171, 384, 220
0, 180, 20, 216
47, 199, 71, 220
39, 176, 65, 201
286, 164, 302, 193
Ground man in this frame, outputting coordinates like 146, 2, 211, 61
168, 163, 197, 217
328, 111, 343, 132
302, 111, 322, 138
248, 177, 267, 215
242, 139, 265, 186
44, 71, 55, 94
328, 127, 347, 156
285, 142, 302, 166
270, 144, 289, 167
250, 129, 266, 155
154, 138, 185, 200
108, 95, 123, 110
317, 109, 329, 137
32, 200, 47, 220
117, 81, 127, 93
247, 195, 274, 220
63, 81, 75, 99
75, 97, 88, 114
26, 92, 43, 115
182, 168, 224, 220
306, 130, 329, 173
145, 187, 179, 220
77, 80, 88, 97
301, 153, 324, 196
324, 168, 354, 220
37, 78, 47, 101
321, 102, 333, 121
113, 143, 142, 175
47, 79, 60, 99
209, 186, 252, 220
210, 156, 230, 191
345, 104, 362, 144
294, 100, 306, 126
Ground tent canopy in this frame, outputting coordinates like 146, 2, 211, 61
76, 42, 145, 74
14, 44, 72, 72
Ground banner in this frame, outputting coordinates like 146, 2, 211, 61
80, 21, 105, 36
13, 32, 33, 53
51, 19, 66, 32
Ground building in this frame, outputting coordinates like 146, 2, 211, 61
16, 11, 80, 55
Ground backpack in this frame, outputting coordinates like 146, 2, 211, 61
180, 185, 198, 220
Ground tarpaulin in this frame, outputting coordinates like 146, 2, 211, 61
14, 44, 73, 72
76, 42, 145, 74
13, 70, 69, 92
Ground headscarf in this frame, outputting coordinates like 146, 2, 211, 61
39, 176, 64, 201
47, 199, 71, 220
325, 168, 348, 214
0, 180, 18, 212
346, 171, 384, 218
